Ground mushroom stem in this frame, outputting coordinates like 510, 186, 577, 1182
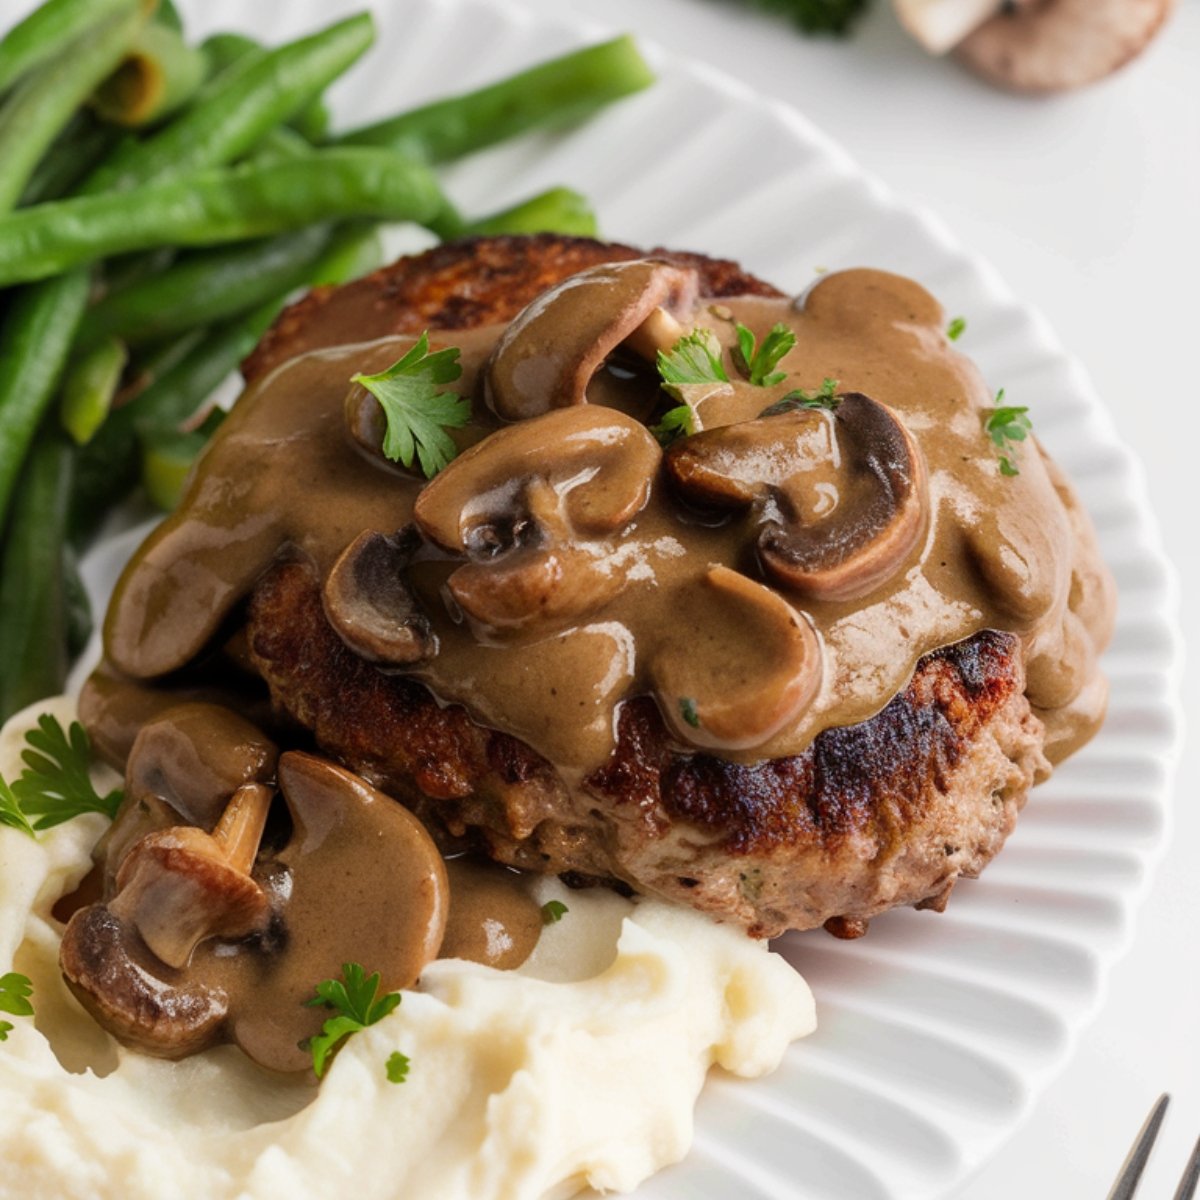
624, 307, 686, 361
211, 782, 274, 875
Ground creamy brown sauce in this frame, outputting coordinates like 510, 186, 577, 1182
66, 262, 1116, 1071
100, 267, 1115, 774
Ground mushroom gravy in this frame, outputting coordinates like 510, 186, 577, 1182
100, 264, 1115, 777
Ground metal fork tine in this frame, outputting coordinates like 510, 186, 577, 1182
1108, 1094, 1171, 1200
1172, 1131, 1200, 1200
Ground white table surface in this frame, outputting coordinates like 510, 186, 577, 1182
504, 0, 1199, 1195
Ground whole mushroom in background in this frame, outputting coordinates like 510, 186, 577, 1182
891, 0, 1176, 91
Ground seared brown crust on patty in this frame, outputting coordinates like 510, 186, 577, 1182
248, 558, 1047, 938
244, 233, 782, 384
242, 234, 1049, 937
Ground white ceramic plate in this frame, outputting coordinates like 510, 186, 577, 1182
75, 1, 1183, 1196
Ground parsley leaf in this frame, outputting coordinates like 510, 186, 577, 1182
649, 404, 696, 447
759, 377, 841, 417
984, 390, 1032, 477
304, 962, 402, 1078
385, 1050, 411, 1083
351, 332, 471, 479
541, 900, 569, 925
0, 777, 34, 838
734, 321, 797, 387
946, 316, 967, 342
679, 697, 702, 729
11, 715, 122, 831
0, 972, 34, 1040
657, 328, 729, 396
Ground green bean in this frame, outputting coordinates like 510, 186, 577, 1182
200, 31, 331, 146
141, 409, 225, 511
91, 21, 206, 128
62, 545, 93, 660
155, 0, 183, 35
0, 269, 89, 533
0, 148, 444, 288
87, 13, 374, 194
0, 6, 146, 213
77, 224, 334, 349
0, 0, 144, 95
59, 335, 127, 445
339, 35, 654, 165
308, 220, 385, 287
432, 186, 599, 241
469, 187, 597, 237
0, 435, 73, 723
17, 112, 122, 206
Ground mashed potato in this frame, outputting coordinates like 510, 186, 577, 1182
0, 698, 816, 1200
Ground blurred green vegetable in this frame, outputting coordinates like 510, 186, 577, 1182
91, 21, 206, 127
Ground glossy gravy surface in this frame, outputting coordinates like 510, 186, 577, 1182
102, 268, 1115, 775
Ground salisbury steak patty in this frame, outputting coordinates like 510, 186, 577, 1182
235, 234, 1056, 938
248, 559, 1046, 939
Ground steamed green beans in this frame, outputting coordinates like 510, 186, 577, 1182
0, 149, 444, 287
0, 436, 73, 723
60, 335, 127, 445
18, 113, 122, 206
0, 0, 143, 95
87, 12, 373, 194
0, 270, 89, 533
77, 225, 334, 348
0, 5, 145, 212
201, 31, 330, 143
340, 35, 654, 164
91, 21, 206, 127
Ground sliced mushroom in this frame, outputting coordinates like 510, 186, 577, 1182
665, 393, 929, 603
108, 782, 274, 970
232, 752, 449, 1073
322, 527, 436, 665
485, 259, 700, 421
59, 905, 230, 1059
62, 742, 450, 1073
414, 406, 661, 633
650, 565, 822, 751
955, 0, 1174, 92
97, 702, 278, 894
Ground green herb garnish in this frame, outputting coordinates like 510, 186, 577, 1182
304, 963, 403, 1078
351, 332, 470, 479
748, 0, 872, 36
946, 316, 967, 342
656, 328, 729, 395
0, 972, 34, 1041
541, 900, 569, 925
760, 377, 841, 416
733, 321, 796, 387
0, 777, 34, 838
385, 1050, 411, 1084
649, 403, 696, 447
11, 714, 122, 831
984, 389, 1032, 477
679, 697, 702, 728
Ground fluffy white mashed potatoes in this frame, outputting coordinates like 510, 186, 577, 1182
0, 698, 816, 1200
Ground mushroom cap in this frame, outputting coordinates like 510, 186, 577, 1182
665, 393, 930, 603
231, 752, 449, 1074
485, 258, 700, 421
413, 406, 662, 633
59, 904, 229, 1059
322, 527, 436, 665
111, 825, 271, 970
956, 0, 1175, 92
650, 565, 822, 751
